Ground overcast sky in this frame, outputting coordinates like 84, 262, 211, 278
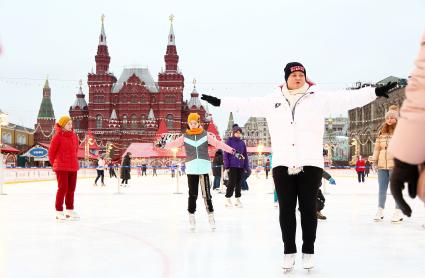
1, 0, 425, 135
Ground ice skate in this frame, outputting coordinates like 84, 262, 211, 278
302, 253, 314, 271
282, 253, 295, 272
374, 208, 384, 221
189, 213, 196, 231
317, 211, 327, 220
234, 197, 243, 208
93, 182, 97, 187
225, 198, 233, 208
208, 213, 216, 230
101, 183, 106, 187
56, 211, 66, 221
391, 209, 403, 223
65, 210, 80, 221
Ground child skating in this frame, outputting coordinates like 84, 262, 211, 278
158, 113, 244, 231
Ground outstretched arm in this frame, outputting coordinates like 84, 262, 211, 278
164, 135, 184, 149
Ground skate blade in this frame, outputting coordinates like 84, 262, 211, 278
282, 267, 293, 273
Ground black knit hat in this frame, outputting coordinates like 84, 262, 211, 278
284, 62, 306, 82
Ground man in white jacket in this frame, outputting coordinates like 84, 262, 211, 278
201, 62, 396, 271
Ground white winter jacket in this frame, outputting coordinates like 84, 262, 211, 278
221, 84, 376, 170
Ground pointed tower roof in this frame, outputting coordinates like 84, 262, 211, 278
37, 78, 55, 119
43, 78, 50, 89
110, 109, 117, 120
168, 14, 176, 46
207, 119, 221, 141
148, 108, 155, 120
226, 112, 234, 130
155, 119, 169, 138
187, 79, 203, 109
99, 14, 107, 45
71, 80, 88, 109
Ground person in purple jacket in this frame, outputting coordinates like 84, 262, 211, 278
224, 124, 249, 208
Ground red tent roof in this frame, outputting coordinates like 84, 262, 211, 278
0, 144, 20, 153
206, 119, 221, 141
155, 119, 169, 139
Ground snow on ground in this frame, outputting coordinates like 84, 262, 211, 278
0, 172, 424, 278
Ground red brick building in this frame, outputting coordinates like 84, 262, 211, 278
69, 16, 209, 149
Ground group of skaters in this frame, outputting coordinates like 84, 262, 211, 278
49, 32, 425, 272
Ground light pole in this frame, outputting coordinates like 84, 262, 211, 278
0, 110, 9, 195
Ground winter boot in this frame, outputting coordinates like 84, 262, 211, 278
65, 210, 80, 220
189, 213, 196, 230
56, 211, 66, 221
302, 253, 314, 270
317, 211, 327, 220
225, 198, 233, 208
374, 208, 384, 221
282, 253, 296, 272
234, 197, 243, 208
208, 213, 216, 230
391, 209, 403, 223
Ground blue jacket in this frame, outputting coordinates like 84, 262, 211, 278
223, 137, 249, 170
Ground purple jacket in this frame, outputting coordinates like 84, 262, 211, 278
223, 137, 249, 170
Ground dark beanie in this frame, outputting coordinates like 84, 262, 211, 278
284, 62, 306, 82
232, 124, 242, 135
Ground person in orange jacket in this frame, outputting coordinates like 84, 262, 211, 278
48, 116, 80, 221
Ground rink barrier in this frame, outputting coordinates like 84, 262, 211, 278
0, 165, 376, 184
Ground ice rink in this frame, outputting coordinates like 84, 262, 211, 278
0, 171, 424, 278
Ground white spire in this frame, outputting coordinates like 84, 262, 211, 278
110, 109, 117, 120
99, 14, 107, 45
168, 14, 175, 46
148, 108, 155, 120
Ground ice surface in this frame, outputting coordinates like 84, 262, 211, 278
0, 171, 424, 278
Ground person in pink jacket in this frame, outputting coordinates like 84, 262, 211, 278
389, 31, 425, 222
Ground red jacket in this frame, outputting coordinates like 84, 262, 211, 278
48, 124, 79, 172
355, 159, 366, 172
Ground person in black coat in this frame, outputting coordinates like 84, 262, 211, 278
212, 150, 223, 190
120, 152, 132, 187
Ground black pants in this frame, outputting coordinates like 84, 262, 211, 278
266, 169, 270, 179
273, 166, 323, 254
153, 169, 157, 176
225, 168, 244, 198
187, 174, 213, 214
109, 168, 117, 178
95, 170, 104, 184
357, 171, 365, 183
121, 178, 128, 184
142, 169, 147, 176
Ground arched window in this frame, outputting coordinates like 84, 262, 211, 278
96, 115, 103, 128
131, 95, 137, 104
74, 120, 80, 129
141, 115, 146, 128
141, 95, 145, 103
152, 97, 156, 103
166, 114, 173, 129
17, 134, 27, 145
131, 114, 138, 128
122, 115, 128, 128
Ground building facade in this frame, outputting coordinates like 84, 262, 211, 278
69, 16, 207, 149
223, 113, 271, 147
348, 77, 406, 161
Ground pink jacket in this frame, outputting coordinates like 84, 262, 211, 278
389, 32, 425, 164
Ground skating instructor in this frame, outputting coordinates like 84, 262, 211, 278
201, 62, 397, 270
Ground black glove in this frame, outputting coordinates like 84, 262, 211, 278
234, 152, 245, 160
375, 82, 397, 98
201, 94, 221, 106
390, 158, 419, 217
